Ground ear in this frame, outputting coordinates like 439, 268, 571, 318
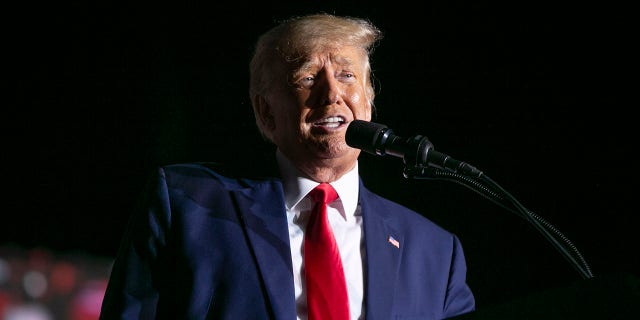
253, 94, 276, 133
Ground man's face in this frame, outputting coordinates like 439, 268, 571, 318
261, 45, 373, 173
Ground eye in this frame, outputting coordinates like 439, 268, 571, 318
296, 76, 315, 89
337, 71, 356, 83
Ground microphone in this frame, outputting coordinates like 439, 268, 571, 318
346, 120, 482, 177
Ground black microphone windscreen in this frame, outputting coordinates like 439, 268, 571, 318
346, 120, 388, 155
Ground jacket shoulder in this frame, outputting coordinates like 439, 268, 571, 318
159, 162, 279, 190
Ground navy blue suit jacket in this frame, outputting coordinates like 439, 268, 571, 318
100, 162, 475, 319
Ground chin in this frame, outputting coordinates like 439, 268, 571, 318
325, 145, 359, 161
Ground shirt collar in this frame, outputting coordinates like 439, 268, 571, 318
276, 149, 360, 220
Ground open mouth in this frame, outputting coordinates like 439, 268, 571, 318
313, 116, 346, 128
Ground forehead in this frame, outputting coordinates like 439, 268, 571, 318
292, 45, 367, 72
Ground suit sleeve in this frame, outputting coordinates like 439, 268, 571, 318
99, 167, 172, 320
442, 234, 475, 318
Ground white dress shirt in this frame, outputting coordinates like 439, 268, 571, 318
276, 150, 365, 320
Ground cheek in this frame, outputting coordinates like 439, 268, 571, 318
272, 107, 307, 143
271, 91, 304, 122
362, 107, 372, 121
347, 92, 372, 121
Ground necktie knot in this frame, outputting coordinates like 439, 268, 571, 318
309, 182, 338, 205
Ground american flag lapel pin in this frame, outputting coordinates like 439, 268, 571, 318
388, 235, 400, 249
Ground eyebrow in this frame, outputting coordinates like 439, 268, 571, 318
297, 54, 355, 75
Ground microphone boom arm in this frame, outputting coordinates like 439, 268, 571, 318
346, 120, 594, 280
407, 165, 594, 280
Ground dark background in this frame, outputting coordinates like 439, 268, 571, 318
7, 0, 637, 311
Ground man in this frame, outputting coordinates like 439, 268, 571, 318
99, 13, 475, 319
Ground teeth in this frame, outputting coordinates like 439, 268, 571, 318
322, 116, 344, 123
314, 116, 345, 128
316, 116, 344, 124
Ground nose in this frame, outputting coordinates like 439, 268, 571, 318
317, 71, 341, 106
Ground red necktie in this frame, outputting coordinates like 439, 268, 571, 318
304, 183, 350, 320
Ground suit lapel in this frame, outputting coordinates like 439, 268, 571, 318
231, 180, 296, 319
360, 183, 403, 319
